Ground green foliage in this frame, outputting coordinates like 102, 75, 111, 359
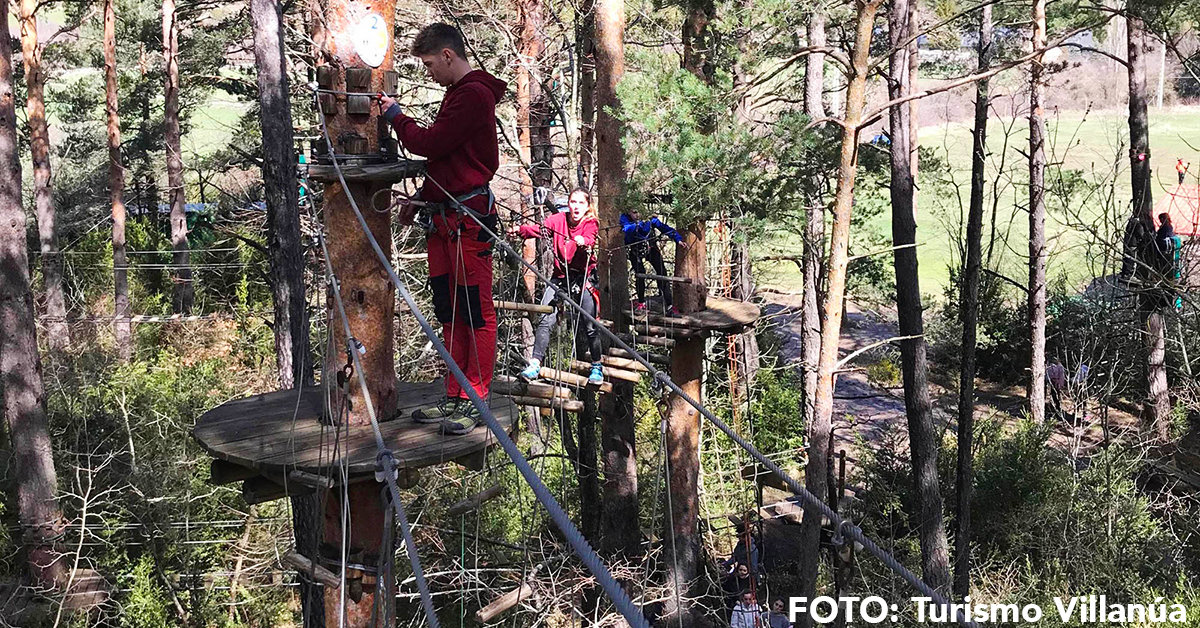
748, 367, 805, 457
121, 555, 172, 628
865, 357, 901, 388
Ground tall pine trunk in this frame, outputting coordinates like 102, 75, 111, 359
955, 2, 991, 599
661, 5, 714, 623
1126, 14, 1169, 438
20, 0, 68, 350
888, 0, 950, 594
594, 0, 640, 556
0, 0, 63, 586
577, 0, 596, 187
1028, 0, 1048, 423
798, 2, 883, 624
164, 0, 192, 313
105, 0, 131, 360
799, 4, 826, 589
251, 0, 312, 390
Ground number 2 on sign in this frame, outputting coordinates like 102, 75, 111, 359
355, 13, 388, 67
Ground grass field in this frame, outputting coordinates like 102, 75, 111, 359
755, 105, 1200, 300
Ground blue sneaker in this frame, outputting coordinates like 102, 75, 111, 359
519, 359, 541, 382
588, 362, 604, 386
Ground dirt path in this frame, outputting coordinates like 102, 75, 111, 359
759, 293, 1142, 490
761, 295, 917, 480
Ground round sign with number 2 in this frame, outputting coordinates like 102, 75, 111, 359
354, 13, 388, 67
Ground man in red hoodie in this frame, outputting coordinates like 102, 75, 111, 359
378, 24, 507, 435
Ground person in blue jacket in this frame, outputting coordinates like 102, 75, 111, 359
621, 207, 683, 314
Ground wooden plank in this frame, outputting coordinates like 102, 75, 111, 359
446, 484, 506, 517
306, 159, 426, 183
508, 395, 583, 412
243, 476, 311, 505
634, 272, 691, 284
492, 375, 573, 400
623, 295, 760, 333
537, 367, 613, 393
476, 583, 533, 623
494, 300, 553, 315
281, 551, 341, 589
568, 360, 641, 383
607, 347, 670, 366
625, 323, 705, 339
617, 334, 675, 348
601, 356, 650, 372
209, 459, 258, 485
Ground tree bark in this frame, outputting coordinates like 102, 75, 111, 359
804, 13, 826, 119
664, 220, 705, 627
1126, 13, 1168, 438
594, 0, 640, 556
800, 11, 826, 590
577, 0, 596, 188
252, 0, 312, 390
1028, 0, 1047, 423
888, 0, 950, 595
798, 1, 883, 624
164, 0, 192, 314
105, 0, 130, 360
0, 1, 63, 586
955, 2, 990, 600
579, 391, 601, 541
20, 0, 68, 350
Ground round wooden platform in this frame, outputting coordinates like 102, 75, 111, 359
625, 295, 761, 333
192, 380, 516, 477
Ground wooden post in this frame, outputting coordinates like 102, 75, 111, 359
312, 0, 399, 624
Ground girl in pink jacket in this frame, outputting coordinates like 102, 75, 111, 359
508, 189, 604, 385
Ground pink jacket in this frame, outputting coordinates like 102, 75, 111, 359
517, 212, 598, 279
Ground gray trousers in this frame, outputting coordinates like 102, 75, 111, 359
532, 281, 602, 364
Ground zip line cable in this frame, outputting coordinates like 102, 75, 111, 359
311, 86, 652, 628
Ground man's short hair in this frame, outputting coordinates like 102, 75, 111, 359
1161, 212, 1172, 224
411, 23, 467, 59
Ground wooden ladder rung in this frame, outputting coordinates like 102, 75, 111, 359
509, 395, 584, 412
569, 360, 642, 383
537, 367, 614, 393
493, 375, 574, 400
607, 347, 670, 366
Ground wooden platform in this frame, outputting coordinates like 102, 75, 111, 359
192, 380, 516, 478
625, 295, 760, 333
306, 159, 426, 183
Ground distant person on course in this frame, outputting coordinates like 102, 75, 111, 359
510, 189, 605, 386
621, 207, 683, 315
1178, 158, 1190, 185
378, 23, 507, 435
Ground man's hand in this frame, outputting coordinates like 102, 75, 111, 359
573, 235, 587, 246
377, 93, 397, 110
397, 198, 416, 226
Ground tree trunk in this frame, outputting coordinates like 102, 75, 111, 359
955, 2, 990, 600
105, 0, 130, 360
800, 10, 826, 593
1126, 14, 1168, 437
594, 0, 640, 556
577, 0, 596, 188
888, 0, 950, 594
661, 7, 714, 623
798, 2, 883, 624
164, 0, 192, 314
1027, 0, 1047, 423
664, 221, 705, 627
579, 391, 601, 541
0, 2, 63, 586
804, 13, 826, 119
252, 0, 312, 390
20, 0, 68, 350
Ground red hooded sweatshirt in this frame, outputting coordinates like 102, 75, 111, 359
517, 212, 598, 279
388, 70, 507, 214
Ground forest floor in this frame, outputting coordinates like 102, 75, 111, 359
759, 294, 1142, 494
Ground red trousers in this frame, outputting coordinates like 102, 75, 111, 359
427, 212, 497, 400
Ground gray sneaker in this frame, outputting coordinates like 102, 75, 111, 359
412, 397, 460, 424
